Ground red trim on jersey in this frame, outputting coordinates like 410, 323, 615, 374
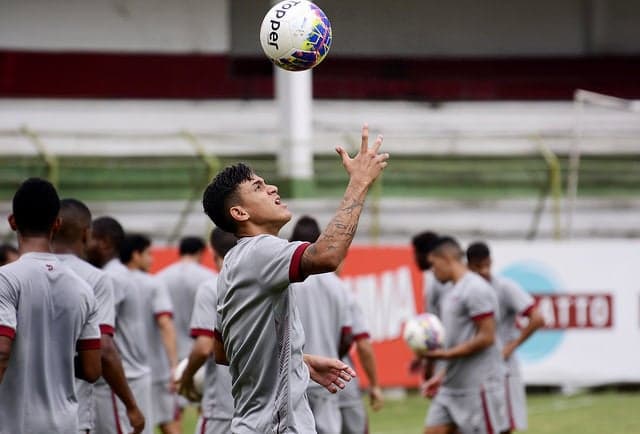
155, 311, 173, 320
471, 311, 494, 322
213, 329, 223, 342
353, 332, 371, 341
200, 418, 208, 434
289, 242, 311, 283
100, 324, 115, 336
341, 326, 353, 338
0, 325, 16, 339
505, 374, 516, 430
111, 391, 124, 434
76, 338, 101, 351
190, 328, 215, 338
521, 304, 535, 316
480, 387, 495, 434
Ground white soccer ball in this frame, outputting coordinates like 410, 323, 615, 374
403, 313, 446, 355
259, 0, 332, 71
174, 358, 205, 398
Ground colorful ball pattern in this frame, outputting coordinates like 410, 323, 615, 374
260, 1, 332, 72
402, 313, 446, 355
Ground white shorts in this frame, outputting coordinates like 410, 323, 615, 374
426, 383, 508, 434
93, 373, 153, 434
152, 381, 177, 425
505, 373, 527, 431
307, 388, 342, 434
339, 401, 367, 434
194, 416, 232, 434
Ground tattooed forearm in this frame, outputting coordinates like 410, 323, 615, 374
300, 181, 369, 276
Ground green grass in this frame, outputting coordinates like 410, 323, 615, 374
167, 390, 640, 434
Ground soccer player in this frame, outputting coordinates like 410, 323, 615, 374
423, 236, 508, 434
0, 178, 101, 434
179, 228, 238, 434
87, 217, 154, 434
201, 124, 388, 433
52, 199, 145, 434
120, 234, 179, 434
339, 288, 384, 434
467, 242, 545, 433
0, 243, 18, 266
156, 236, 215, 361
290, 215, 353, 434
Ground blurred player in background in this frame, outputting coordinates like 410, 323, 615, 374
156, 236, 215, 361
0, 243, 18, 266
87, 217, 153, 434
290, 215, 353, 434
121, 234, 179, 434
202, 124, 387, 433
0, 178, 101, 434
179, 228, 238, 434
339, 285, 384, 434
467, 242, 545, 433
52, 199, 145, 434
423, 236, 507, 434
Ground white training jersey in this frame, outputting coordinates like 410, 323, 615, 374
189, 277, 234, 422
103, 258, 151, 380
131, 270, 174, 383
340, 289, 371, 408
57, 253, 116, 431
216, 235, 314, 434
293, 272, 352, 392
156, 260, 216, 361
0, 252, 100, 434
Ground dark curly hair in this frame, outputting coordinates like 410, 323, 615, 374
202, 163, 254, 234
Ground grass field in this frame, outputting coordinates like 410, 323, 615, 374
167, 390, 640, 434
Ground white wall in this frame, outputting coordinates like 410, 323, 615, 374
0, 0, 229, 53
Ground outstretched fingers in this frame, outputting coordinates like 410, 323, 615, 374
360, 123, 369, 154
372, 134, 383, 153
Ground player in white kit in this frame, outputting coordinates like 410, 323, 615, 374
179, 228, 238, 434
467, 242, 545, 432
423, 236, 508, 434
339, 288, 384, 434
0, 178, 101, 434
120, 234, 179, 434
202, 124, 388, 433
87, 217, 154, 434
52, 199, 145, 434
290, 216, 354, 434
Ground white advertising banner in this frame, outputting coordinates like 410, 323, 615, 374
490, 240, 640, 387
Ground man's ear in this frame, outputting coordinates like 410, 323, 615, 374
8, 214, 17, 231
229, 205, 249, 223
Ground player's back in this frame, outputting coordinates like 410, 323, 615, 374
157, 261, 215, 359
0, 253, 98, 434
104, 258, 150, 379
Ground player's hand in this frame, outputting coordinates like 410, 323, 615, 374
424, 349, 451, 360
178, 373, 202, 402
126, 405, 145, 434
335, 124, 389, 188
305, 354, 356, 394
420, 375, 442, 399
369, 385, 384, 411
408, 357, 426, 374
502, 340, 518, 360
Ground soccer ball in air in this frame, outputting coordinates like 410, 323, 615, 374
403, 313, 446, 355
260, 0, 332, 72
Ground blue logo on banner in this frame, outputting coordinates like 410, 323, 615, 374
500, 261, 564, 363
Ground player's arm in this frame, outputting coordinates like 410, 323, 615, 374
75, 345, 102, 383
100, 333, 145, 434
304, 353, 356, 394
503, 306, 544, 360
0, 335, 12, 383
426, 314, 496, 360
355, 338, 384, 411
156, 314, 179, 372
300, 125, 388, 276
179, 335, 213, 401
212, 332, 229, 366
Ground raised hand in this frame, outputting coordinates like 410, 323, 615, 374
335, 124, 389, 188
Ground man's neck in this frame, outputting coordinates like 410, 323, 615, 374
180, 255, 200, 264
18, 235, 52, 255
51, 240, 84, 258
450, 262, 468, 283
237, 221, 283, 238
